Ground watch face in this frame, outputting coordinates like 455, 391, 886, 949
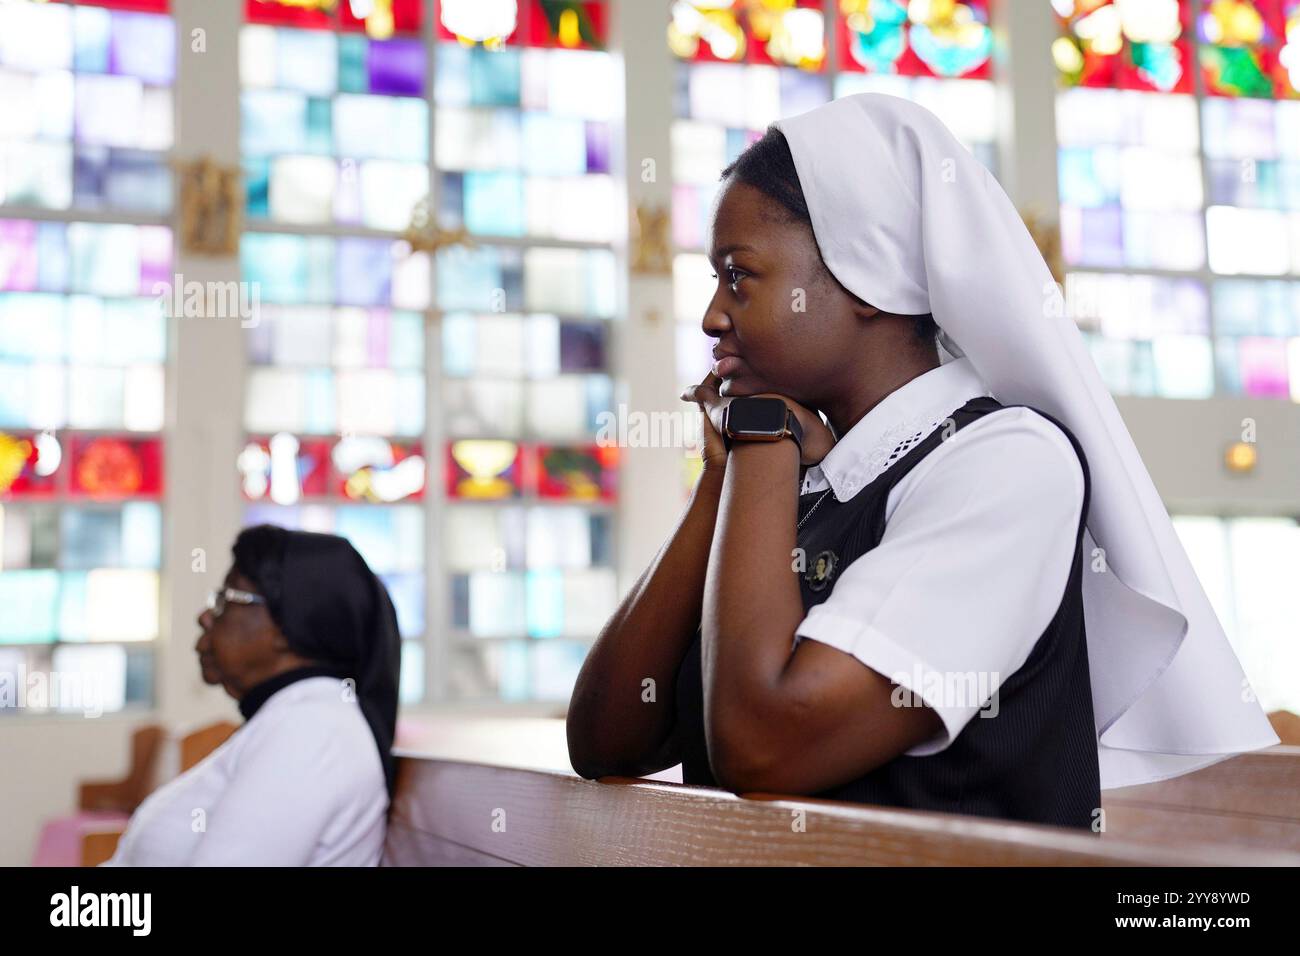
726, 397, 788, 437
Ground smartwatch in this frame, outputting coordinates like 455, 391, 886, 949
722, 397, 803, 456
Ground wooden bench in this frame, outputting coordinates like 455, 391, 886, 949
381, 758, 1297, 866
382, 716, 1300, 866
1101, 745, 1300, 854
71, 720, 240, 866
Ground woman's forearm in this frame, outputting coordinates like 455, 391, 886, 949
567, 464, 726, 779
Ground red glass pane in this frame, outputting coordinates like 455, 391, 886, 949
337, 440, 426, 501
837, 0, 992, 79
535, 443, 617, 500
668, 0, 825, 70
0, 432, 60, 499
1055, 0, 1193, 93
245, 0, 334, 29
238, 436, 331, 501
445, 440, 522, 499
1198, 0, 1295, 98
54, 0, 170, 11
436, 0, 607, 50
339, 0, 424, 34
66, 436, 163, 499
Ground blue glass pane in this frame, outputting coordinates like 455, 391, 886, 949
242, 90, 308, 156
382, 571, 425, 638
73, 7, 112, 74
442, 312, 476, 376
522, 113, 587, 176
244, 155, 270, 217
337, 33, 368, 94
0, 570, 60, 643
526, 569, 564, 638
469, 46, 520, 106
436, 246, 503, 311
276, 28, 337, 96
336, 237, 392, 306
60, 509, 123, 569
463, 170, 525, 236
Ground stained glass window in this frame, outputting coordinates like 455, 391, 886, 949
234, 0, 620, 705
1173, 514, 1300, 714
1, 222, 169, 715
2, 0, 172, 725
240, 4, 429, 703
671, 1, 998, 490
434, 0, 620, 702
240, 14, 429, 230
0, 0, 175, 215
1055, 1, 1300, 400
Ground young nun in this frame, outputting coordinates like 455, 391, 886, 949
105, 525, 401, 866
567, 93, 1279, 829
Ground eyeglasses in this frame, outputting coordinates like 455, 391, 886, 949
205, 586, 267, 618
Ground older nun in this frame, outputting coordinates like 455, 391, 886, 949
106, 525, 401, 866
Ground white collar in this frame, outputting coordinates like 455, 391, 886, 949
802, 356, 989, 501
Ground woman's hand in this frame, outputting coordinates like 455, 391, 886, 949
679, 371, 730, 470
679, 372, 836, 468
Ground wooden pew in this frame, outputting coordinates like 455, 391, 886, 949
180, 720, 238, 772
1101, 744, 1300, 854
76, 720, 241, 866
383, 717, 1300, 865
77, 723, 165, 814
382, 757, 1296, 866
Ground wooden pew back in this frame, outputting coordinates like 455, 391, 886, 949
1100, 745, 1300, 853
382, 757, 1296, 866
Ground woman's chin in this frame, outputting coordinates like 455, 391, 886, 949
719, 375, 777, 398
719, 375, 755, 397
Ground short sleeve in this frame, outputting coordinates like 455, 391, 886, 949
793, 407, 1086, 756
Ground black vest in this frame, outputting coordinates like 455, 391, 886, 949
673, 396, 1101, 830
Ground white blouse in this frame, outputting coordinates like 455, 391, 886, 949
794, 357, 1086, 758
105, 677, 389, 866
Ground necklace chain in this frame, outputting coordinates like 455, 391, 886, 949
797, 487, 835, 531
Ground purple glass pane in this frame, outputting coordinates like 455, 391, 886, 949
367, 39, 425, 96
671, 183, 706, 250
336, 237, 392, 306
137, 225, 173, 295
585, 121, 610, 174
559, 321, 605, 372
367, 308, 391, 366
334, 159, 363, 227
74, 146, 110, 207
108, 12, 175, 85
1237, 337, 1291, 398
246, 315, 274, 364
1078, 206, 1124, 268
0, 220, 39, 291
104, 149, 172, 213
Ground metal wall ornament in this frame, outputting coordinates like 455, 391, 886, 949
176, 157, 243, 256
1019, 203, 1064, 286
631, 202, 673, 275
401, 195, 477, 255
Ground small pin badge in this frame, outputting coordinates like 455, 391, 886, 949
805, 549, 838, 592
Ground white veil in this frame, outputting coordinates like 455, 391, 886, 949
773, 93, 1279, 789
